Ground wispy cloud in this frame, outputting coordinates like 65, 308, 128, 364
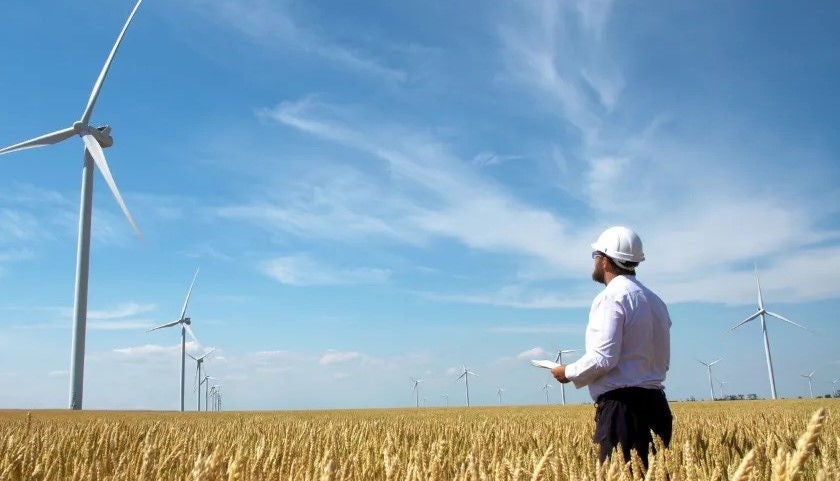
319, 350, 362, 366
488, 324, 581, 335
261, 254, 390, 286
87, 303, 156, 320
186, 0, 406, 83
516, 347, 549, 360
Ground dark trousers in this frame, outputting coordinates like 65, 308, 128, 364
593, 387, 672, 466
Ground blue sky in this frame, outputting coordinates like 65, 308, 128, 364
1, 0, 838, 410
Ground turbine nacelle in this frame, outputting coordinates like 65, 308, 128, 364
73, 122, 114, 148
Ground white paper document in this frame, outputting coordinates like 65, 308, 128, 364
530, 359, 560, 370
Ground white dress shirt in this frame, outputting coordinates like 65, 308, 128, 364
564, 275, 671, 400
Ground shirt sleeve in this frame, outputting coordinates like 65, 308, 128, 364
564, 294, 625, 388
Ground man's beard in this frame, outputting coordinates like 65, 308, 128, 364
592, 262, 605, 284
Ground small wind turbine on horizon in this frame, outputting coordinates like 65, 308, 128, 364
542, 383, 551, 404
717, 379, 728, 399
456, 365, 478, 407
441, 394, 449, 408
555, 348, 579, 405
410, 377, 423, 408
189, 348, 215, 411
0, 0, 145, 410
497, 387, 505, 405
147, 268, 201, 412
730, 268, 808, 399
697, 358, 722, 400
200, 374, 219, 412
802, 372, 816, 398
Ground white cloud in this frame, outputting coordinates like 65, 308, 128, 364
87, 303, 156, 320
48, 370, 68, 378
186, 0, 405, 83
319, 350, 362, 366
88, 320, 156, 331
517, 347, 549, 360
488, 324, 581, 335
261, 254, 390, 286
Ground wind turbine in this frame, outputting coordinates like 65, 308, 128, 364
0, 0, 145, 410
456, 365, 478, 407
189, 348, 215, 411
555, 348, 579, 405
497, 387, 505, 405
440, 394, 449, 408
730, 268, 807, 399
147, 268, 201, 411
410, 377, 423, 408
542, 383, 551, 404
801, 372, 815, 398
697, 358, 722, 400
717, 379, 728, 399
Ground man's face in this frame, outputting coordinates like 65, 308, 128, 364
591, 252, 606, 284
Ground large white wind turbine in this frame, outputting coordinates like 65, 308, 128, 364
801, 372, 815, 398
189, 348, 215, 411
147, 268, 201, 411
730, 268, 807, 399
497, 387, 505, 405
542, 383, 551, 404
697, 358, 722, 400
410, 377, 423, 408
0, 0, 145, 410
456, 365, 478, 407
555, 348, 579, 405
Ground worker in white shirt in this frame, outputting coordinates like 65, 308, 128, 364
551, 226, 672, 467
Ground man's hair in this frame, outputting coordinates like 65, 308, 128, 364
605, 256, 637, 276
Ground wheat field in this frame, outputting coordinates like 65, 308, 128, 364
0, 400, 837, 480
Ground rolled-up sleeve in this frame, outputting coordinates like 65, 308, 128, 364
564, 295, 624, 388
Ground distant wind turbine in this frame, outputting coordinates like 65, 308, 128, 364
542, 383, 551, 404
717, 379, 728, 399
697, 358, 722, 400
147, 268, 201, 412
497, 387, 505, 405
801, 372, 816, 398
456, 366, 478, 406
730, 268, 808, 399
555, 348, 580, 405
441, 394, 449, 408
0, 0, 145, 410
200, 374, 219, 412
410, 377, 423, 408
189, 349, 215, 411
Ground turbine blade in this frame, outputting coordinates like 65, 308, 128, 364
81, 135, 143, 240
710, 359, 722, 366
81, 0, 144, 124
197, 348, 216, 361
467, 371, 478, 376
180, 268, 200, 321
730, 311, 761, 330
456, 372, 466, 381
146, 319, 181, 332
696, 359, 709, 367
0, 127, 76, 155
754, 267, 765, 310
187, 353, 198, 361
184, 324, 199, 345
765, 311, 808, 331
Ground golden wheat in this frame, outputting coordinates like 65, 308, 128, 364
0, 400, 836, 480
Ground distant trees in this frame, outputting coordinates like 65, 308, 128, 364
714, 394, 759, 401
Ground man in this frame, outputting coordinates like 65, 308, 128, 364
551, 226, 672, 466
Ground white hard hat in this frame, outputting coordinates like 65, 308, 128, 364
591, 226, 645, 265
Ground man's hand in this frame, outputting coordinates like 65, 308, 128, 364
551, 364, 570, 383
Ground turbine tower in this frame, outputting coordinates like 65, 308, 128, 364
0, 0, 145, 410
697, 358, 722, 400
189, 348, 215, 411
801, 372, 815, 398
456, 365, 478, 407
497, 387, 505, 405
730, 268, 807, 399
542, 383, 551, 404
148, 268, 201, 411
555, 348, 579, 405
410, 377, 423, 408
